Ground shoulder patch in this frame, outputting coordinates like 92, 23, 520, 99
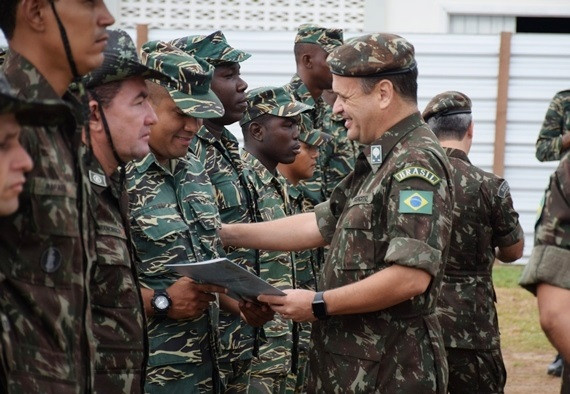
399, 190, 433, 214
89, 170, 107, 187
393, 166, 441, 185
497, 180, 509, 199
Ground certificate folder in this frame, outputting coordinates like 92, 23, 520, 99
165, 257, 286, 303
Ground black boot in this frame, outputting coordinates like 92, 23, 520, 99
547, 354, 564, 377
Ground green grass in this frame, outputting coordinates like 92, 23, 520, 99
493, 264, 553, 353
492, 263, 524, 288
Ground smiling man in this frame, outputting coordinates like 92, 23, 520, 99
239, 86, 312, 393
221, 33, 454, 393
0, 0, 114, 392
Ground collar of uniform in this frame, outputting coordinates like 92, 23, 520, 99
362, 112, 424, 173
444, 147, 471, 164
287, 182, 302, 200
81, 144, 110, 193
242, 148, 280, 187
134, 150, 189, 174
286, 74, 316, 107
4, 50, 79, 127
195, 124, 217, 144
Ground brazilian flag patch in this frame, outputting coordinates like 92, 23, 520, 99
399, 190, 433, 214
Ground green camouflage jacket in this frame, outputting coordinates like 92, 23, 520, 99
192, 125, 259, 362
126, 151, 222, 370
287, 184, 319, 291
241, 150, 294, 339
0, 51, 95, 393
534, 152, 570, 249
312, 113, 453, 393
436, 148, 524, 350
320, 107, 358, 199
284, 74, 327, 208
84, 148, 146, 393
535, 90, 570, 162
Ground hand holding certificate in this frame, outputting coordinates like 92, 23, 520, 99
165, 257, 286, 303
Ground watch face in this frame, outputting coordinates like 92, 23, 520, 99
154, 295, 169, 310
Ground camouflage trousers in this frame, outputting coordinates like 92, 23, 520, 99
219, 358, 252, 393
285, 321, 310, 394
145, 362, 220, 394
446, 348, 506, 394
249, 335, 292, 394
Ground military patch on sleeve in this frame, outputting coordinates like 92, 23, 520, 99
399, 190, 433, 214
393, 166, 441, 185
497, 180, 510, 199
89, 170, 107, 187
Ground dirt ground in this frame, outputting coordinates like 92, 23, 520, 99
503, 349, 562, 393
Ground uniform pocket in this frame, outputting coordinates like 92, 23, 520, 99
13, 177, 79, 287
338, 201, 375, 271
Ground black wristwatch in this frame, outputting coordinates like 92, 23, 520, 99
151, 289, 172, 317
312, 291, 328, 320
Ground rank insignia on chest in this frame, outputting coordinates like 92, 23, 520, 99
399, 190, 433, 214
89, 170, 107, 187
370, 145, 382, 165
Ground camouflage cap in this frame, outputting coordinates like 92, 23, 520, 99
298, 116, 331, 147
295, 24, 343, 53
327, 33, 416, 77
0, 72, 68, 127
239, 86, 312, 126
141, 40, 224, 119
422, 91, 472, 122
83, 29, 171, 89
169, 30, 251, 66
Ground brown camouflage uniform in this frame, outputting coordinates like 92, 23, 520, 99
520, 151, 570, 292
241, 149, 295, 394
0, 50, 96, 393
535, 90, 570, 162
84, 152, 146, 393
437, 148, 524, 393
310, 113, 453, 393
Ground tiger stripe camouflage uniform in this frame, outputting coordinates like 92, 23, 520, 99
320, 107, 359, 199
423, 91, 524, 393
308, 33, 454, 393
281, 126, 331, 394
239, 86, 313, 393
535, 90, 570, 162
0, 50, 96, 392
127, 40, 226, 393
241, 149, 295, 393
127, 151, 223, 392
286, 24, 344, 209
171, 31, 260, 393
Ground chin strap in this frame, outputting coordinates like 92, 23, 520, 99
49, 0, 93, 164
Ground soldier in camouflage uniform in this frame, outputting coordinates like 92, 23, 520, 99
286, 24, 348, 208
170, 31, 274, 393
423, 91, 525, 394
239, 86, 312, 393
224, 33, 455, 393
126, 41, 229, 393
520, 149, 570, 393
535, 90, 570, 162
81, 29, 175, 393
277, 126, 331, 393
0, 72, 57, 216
0, 1, 114, 392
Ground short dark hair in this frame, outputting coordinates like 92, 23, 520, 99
427, 113, 472, 141
0, 0, 20, 40
241, 113, 271, 141
359, 67, 418, 103
88, 81, 123, 108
